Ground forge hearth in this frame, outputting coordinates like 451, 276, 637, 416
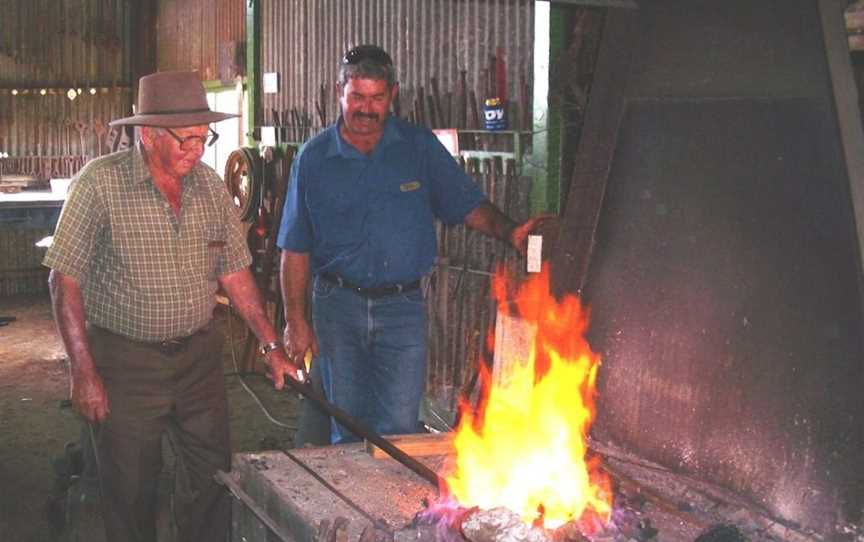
228, 440, 817, 542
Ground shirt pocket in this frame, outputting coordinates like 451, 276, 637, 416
112, 221, 171, 292
206, 239, 226, 280
379, 179, 432, 233
309, 190, 363, 252
203, 225, 227, 280
181, 222, 225, 281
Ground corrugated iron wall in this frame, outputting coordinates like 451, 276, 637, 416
0, 0, 130, 86
154, 0, 246, 80
0, 0, 134, 173
0, 90, 133, 173
259, 0, 536, 413
261, 0, 534, 138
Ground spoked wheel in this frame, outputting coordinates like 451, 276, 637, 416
224, 148, 262, 221
222, 146, 295, 374
223, 148, 265, 371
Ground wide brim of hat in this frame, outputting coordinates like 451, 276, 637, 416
109, 110, 237, 127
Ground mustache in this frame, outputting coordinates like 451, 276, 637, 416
352, 112, 380, 121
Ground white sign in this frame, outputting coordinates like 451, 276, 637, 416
527, 235, 543, 273
263, 72, 280, 94
260, 126, 276, 147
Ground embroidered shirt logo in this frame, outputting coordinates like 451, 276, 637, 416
400, 181, 421, 192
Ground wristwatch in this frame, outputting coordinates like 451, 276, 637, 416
260, 341, 282, 356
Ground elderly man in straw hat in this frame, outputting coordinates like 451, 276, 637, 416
44, 70, 303, 541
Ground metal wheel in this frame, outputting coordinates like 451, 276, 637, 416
224, 148, 262, 221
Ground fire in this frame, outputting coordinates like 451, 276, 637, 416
442, 264, 612, 530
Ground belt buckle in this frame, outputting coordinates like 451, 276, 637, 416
159, 338, 185, 356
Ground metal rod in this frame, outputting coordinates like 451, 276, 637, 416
214, 470, 295, 542
280, 448, 392, 533
285, 378, 443, 488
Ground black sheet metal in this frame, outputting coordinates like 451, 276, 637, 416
555, 0, 864, 534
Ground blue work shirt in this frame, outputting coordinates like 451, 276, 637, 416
277, 115, 486, 288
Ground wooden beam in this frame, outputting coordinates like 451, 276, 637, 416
550, 8, 638, 298
819, 0, 864, 281
364, 432, 453, 460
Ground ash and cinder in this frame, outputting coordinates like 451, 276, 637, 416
398, 472, 771, 542
404, 497, 657, 542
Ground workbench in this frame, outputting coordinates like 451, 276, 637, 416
0, 189, 64, 295
230, 444, 443, 542
227, 440, 819, 542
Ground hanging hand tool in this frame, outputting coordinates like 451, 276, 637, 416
281, 110, 290, 143
117, 126, 131, 151
93, 122, 107, 156
105, 125, 120, 153
270, 108, 281, 145
316, 83, 328, 126
73, 121, 89, 158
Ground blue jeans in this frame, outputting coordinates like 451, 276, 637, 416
311, 276, 428, 443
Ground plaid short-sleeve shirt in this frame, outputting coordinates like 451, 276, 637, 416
44, 145, 251, 341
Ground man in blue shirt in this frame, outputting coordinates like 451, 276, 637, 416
278, 45, 546, 443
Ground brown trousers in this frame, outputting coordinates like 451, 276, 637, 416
87, 324, 231, 542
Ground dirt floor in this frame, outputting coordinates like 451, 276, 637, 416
0, 293, 303, 542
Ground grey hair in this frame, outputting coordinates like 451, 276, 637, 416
338, 59, 397, 88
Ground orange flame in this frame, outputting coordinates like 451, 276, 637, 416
442, 264, 612, 529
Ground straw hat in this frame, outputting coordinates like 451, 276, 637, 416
109, 70, 237, 127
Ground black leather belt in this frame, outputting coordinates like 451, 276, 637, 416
93, 323, 212, 356
319, 273, 421, 299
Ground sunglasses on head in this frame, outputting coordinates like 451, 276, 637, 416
342, 45, 393, 66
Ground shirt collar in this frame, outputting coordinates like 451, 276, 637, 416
325, 115, 405, 158
131, 143, 152, 185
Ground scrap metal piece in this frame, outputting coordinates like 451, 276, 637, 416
461, 507, 550, 542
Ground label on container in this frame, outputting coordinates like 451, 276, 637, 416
483, 97, 507, 131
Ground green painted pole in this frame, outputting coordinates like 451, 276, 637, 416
527, 1, 566, 214
245, 0, 261, 147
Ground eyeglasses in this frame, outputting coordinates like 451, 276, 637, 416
165, 128, 219, 151
342, 45, 393, 66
